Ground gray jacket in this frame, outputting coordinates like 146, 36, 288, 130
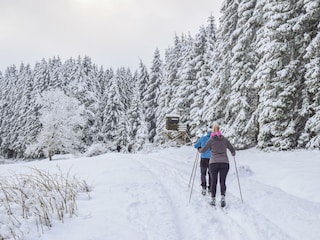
200, 135, 235, 164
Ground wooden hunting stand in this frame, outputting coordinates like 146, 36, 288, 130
164, 114, 192, 145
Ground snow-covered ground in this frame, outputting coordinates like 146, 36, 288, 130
1, 146, 320, 240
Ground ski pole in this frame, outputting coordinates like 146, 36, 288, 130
233, 156, 244, 203
188, 151, 199, 204
188, 151, 199, 188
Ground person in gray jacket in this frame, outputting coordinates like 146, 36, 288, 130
199, 123, 235, 207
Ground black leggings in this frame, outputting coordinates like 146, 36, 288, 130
200, 158, 210, 188
209, 163, 229, 197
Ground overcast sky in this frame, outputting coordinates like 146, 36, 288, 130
0, 0, 224, 73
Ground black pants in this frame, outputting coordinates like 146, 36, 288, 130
209, 163, 229, 197
200, 158, 211, 189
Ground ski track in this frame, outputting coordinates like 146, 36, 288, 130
124, 158, 181, 240
136, 152, 297, 240
153, 148, 320, 240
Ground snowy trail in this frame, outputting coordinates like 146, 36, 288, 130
135, 152, 293, 240
131, 147, 320, 240
123, 160, 181, 240
2, 147, 320, 240
35, 154, 182, 240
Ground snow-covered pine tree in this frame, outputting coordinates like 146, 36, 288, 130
127, 74, 148, 152
116, 67, 134, 110
145, 48, 163, 143
21, 67, 41, 155
154, 83, 167, 144
204, 14, 217, 55
13, 64, 41, 157
100, 72, 127, 149
91, 67, 112, 143
253, 0, 305, 150
0, 65, 23, 158
137, 60, 149, 113
115, 68, 133, 150
162, 35, 184, 114
67, 56, 100, 146
173, 33, 196, 125
189, 25, 214, 136
203, 15, 219, 127
33, 59, 51, 94
205, 0, 240, 126
48, 56, 63, 89
299, 0, 320, 149
5, 64, 27, 157
304, 52, 320, 148
224, 0, 259, 149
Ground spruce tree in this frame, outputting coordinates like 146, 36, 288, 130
189, 25, 213, 136
0, 66, 19, 157
101, 73, 126, 148
137, 60, 149, 113
300, 0, 320, 149
253, 0, 305, 150
161, 34, 183, 115
174, 33, 195, 124
91, 67, 110, 143
127, 75, 148, 151
206, 0, 240, 125
224, 0, 259, 149
14, 64, 40, 157
203, 15, 218, 127
33, 59, 50, 94
145, 49, 163, 143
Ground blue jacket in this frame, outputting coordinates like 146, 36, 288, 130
194, 132, 211, 159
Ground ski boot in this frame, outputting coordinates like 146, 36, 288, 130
221, 195, 226, 208
201, 187, 207, 196
209, 197, 216, 206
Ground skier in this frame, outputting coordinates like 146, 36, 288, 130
194, 126, 212, 195
199, 123, 235, 207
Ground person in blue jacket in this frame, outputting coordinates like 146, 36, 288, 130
194, 126, 212, 195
